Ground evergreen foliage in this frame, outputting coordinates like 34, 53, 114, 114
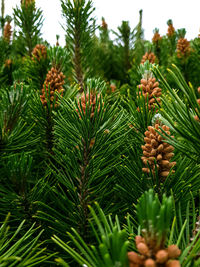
0, 0, 200, 266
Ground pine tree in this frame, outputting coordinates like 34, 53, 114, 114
13, 0, 43, 56
61, 0, 96, 91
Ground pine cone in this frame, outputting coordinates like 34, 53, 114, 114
141, 124, 176, 179
21, 0, 35, 7
32, 44, 47, 61
128, 236, 181, 267
101, 18, 108, 30
177, 38, 190, 58
167, 24, 175, 37
110, 83, 116, 92
152, 32, 162, 43
76, 92, 101, 119
141, 52, 156, 64
40, 67, 65, 108
3, 22, 12, 43
138, 77, 162, 111
4, 59, 12, 68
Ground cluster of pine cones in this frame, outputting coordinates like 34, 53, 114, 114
141, 124, 176, 179
40, 67, 65, 108
3, 22, 12, 43
152, 32, 162, 43
177, 38, 190, 58
141, 52, 156, 64
76, 92, 101, 119
194, 87, 200, 121
128, 235, 181, 267
32, 44, 47, 61
167, 23, 175, 37
138, 77, 162, 111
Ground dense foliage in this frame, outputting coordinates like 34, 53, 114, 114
0, 0, 200, 266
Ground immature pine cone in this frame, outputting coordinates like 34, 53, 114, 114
40, 67, 65, 108
177, 38, 190, 58
101, 18, 108, 30
3, 22, 12, 43
167, 24, 175, 37
194, 87, 200, 122
141, 124, 176, 179
138, 77, 162, 111
21, 0, 35, 7
110, 83, 116, 92
32, 44, 47, 61
4, 59, 12, 68
76, 92, 101, 119
141, 52, 156, 64
128, 235, 181, 267
152, 32, 162, 44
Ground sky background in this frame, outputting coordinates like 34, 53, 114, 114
4, 0, 200, 46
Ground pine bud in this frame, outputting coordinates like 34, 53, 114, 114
144, 259, 156, 267
137, 242, 149, 256
166, 260, 181, 267
167, 245, 181, 258
156, 249, 168, 263
128, 251, 143, 264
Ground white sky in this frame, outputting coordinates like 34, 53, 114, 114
4, 0, 200, 46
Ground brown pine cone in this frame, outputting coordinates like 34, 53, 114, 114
3, 22, 12, 43
76, 92, 101, 119
101, 18, 108, 30
138, 77, 162, 111
141, 52, 156, 64
137, 242, 150, 256
40, 67, 65, 108
166, 260, 181, 267
128, 251, 143, 265
152, 32, 162, 43
4, 59, 12, 68
141, 124, 176, 179
32, 44, 47, 61
110, 83, 116, 92
167, 245, 181, 259
144, 259, 156, 267
21, 0, 35, 7
128, 236, 181, 267
177, 38, 190, 58
156, 250, 168, 263
167, 24, 175, 37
